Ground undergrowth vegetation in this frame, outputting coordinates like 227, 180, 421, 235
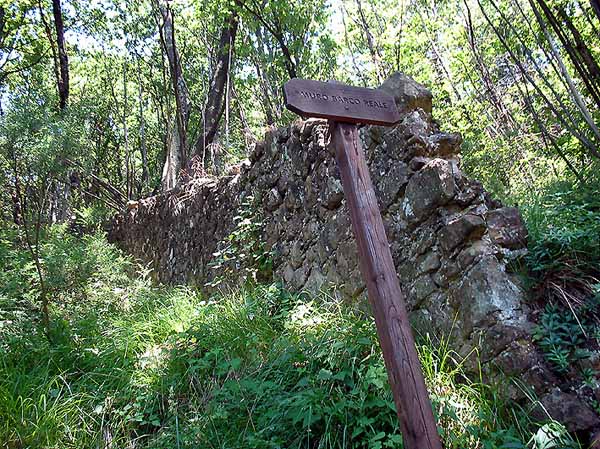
0, 227, 583, 448
523, 182, 600, 289
520, 179, 600, 386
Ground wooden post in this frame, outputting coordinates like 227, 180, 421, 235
330, 121, 443, 449
282, 78, 442, 448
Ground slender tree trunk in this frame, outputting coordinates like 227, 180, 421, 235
123, 61, 131, 199
477, 0, 600, 159
463, 0, 518, 132
104, 55, 126, 186
253, 56, 275, 125
273, 32, 297, 80
155, 0, 190, 189
341, 3, 370, 86
535, 0, 600, 109
231, 84, 255, 148
233, 0, 297, 79
51, 0, 69, 110
355, 0, 383, 83
37, 0, 71, 220
590, 0, 600, 23
192, 11, 238, 170
0, 7, 5, 45
492, 0, 600, 146
416, 6, 466, 108
558, 6, 600, 88
162, 3, 189, 156
155, 42, 172, 190
12, 151, 51, 341
528, 0, 600, 145
137, 58, 149, 192
579, 0, 600, 38
253, 28, 276, 125
516, 74, 585, 183
37, 1, 60, 105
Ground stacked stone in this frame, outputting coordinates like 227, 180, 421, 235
110, 73, 599, 437
111, 175, 241, 286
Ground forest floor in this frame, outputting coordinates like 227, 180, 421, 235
0, 228, 587, 448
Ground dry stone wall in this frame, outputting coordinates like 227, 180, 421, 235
110, 73, 599, 436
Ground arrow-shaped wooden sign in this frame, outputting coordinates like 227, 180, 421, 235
283, 78, 443, 449
283, 78, 401, 126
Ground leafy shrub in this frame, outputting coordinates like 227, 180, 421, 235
154, 286, 569, 449
524, 183, 600, 279
72, 203, 114, 232
207, 195, 273, 289
532, 304, 591, 374
0, 225, 132, 350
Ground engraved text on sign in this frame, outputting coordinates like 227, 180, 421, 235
283, 78, 401, 126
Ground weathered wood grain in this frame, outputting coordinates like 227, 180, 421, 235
283, 78, 401, 126
330, 121, 443, 449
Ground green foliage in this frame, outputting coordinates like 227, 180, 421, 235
160, 290, 403, 448
532, 304, 590, 374
3, 0, 600, 218
520, 179, 600, 388
207, 195, 273, 288
72, 203, 114, 231
523, 183, 600, 276
528, 422, 581, 449
0, 229, 575, 449
0, 228, 196, 447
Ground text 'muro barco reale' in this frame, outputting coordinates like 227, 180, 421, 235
298, 90, 390, 109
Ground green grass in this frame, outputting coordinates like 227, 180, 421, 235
519, 178, 600, 280
0, 230, 582, 448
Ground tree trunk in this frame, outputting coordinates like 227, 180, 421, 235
341, 3, 370, 86
233, 0, 297, 79
558, 6, 600, 89
463, 0, 517, 132
590, 0, 600, 22
579, 0, 600, 39
51, 0, 69, 110
0, 7, 5, 45
137, 58, 149, 192
161, 120, 183, 189
355, 0, 383, 83
493, 0, 600, 146
535, 0, 600, 109
123, 61, 132, 199
528, 0, 600, 146
253, 27, 277, 125
477, 0, 600, 159
11, 150, 51, 341
516, 74, 584, 183
155, 0, 190, 189
232, 84, 255, 148
192, 11, 238, 170
49, 179, 71, 223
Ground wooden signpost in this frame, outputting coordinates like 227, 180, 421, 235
284, 78, 443, 449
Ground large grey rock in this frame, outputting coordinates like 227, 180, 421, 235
451, 257, 528, 338
402, 159, 455, 223
374, 162, 409, 209
537, 389, 600, 432
439, 214, 486, 253
379, 72, 433, 114
428, 132, 462, 157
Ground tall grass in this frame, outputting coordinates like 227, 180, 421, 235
0, 230, 580, 448
517, 175, 598, 271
